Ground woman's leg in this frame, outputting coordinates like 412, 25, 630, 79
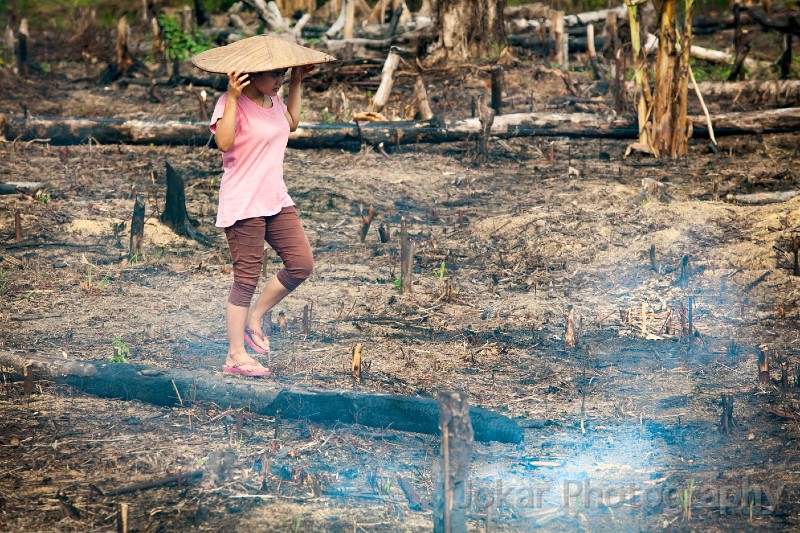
246, 206, 313, 347
225, 218, 268, 368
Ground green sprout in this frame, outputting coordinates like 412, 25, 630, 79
110, 337, 130, 364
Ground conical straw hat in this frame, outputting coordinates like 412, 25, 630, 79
191, 35, 336, 74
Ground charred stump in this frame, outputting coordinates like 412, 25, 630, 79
781, 360, 791, 389
564, 305, 577, 348
14, 210, 22, 241
779, 34, 793, 80
433, 391, 473, 533
129, 194, 145, 259
719, 392, 739, 434
413, 76, 434, 121
400, 217, 413, 293
359, 205, 375, 242
15, 18, 28, 78
351, 343, 363, 382
378, 220, 390, 243
728, 4, 750, 81
490, 65, 503, 115
160, 162, 210, 245
758, 347, 771, 387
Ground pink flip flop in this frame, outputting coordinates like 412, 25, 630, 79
222, 361, 271, 377
244, 327, 270, 355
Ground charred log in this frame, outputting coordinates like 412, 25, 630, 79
3, 108, 800, 148
0, 351, 525, 444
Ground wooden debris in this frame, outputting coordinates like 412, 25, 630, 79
111, 470, 203, 495
398, 476, 430, 511
0, 351, 524, 443
242, 0, 290, 32
433, 391, 473, 533
633, 177, 674, 205
353, 111, 389, 122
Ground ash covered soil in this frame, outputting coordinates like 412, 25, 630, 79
1, 53, 800, 531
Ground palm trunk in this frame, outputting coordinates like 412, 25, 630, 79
652, 0, 693, 158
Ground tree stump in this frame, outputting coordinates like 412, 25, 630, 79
475, 92, 495, 165
490, 66, 503, 115
400, 217, 413, 293
129, 194, 145, 259
564, 305, 577, 348
373, 46, 401, 112
15, 18, 28, 78
14, 210, 22, 241
433, 391, 473, 533
758, 347, 770, 386
359, 205, 374, 242
351, 343, 362, 382
160, 162, 210, 245
719, 392, 739, 434
413, 76, 433, 121
378, 220, 390, 243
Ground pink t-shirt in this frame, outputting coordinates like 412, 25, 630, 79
210, 93, 295, 228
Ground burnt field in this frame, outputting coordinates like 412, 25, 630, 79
1, 11, 800, 531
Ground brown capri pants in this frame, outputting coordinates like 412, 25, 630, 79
224, 206, 313, 307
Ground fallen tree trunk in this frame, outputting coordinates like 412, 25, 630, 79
3, 108, 799, 148
0, 351, 524, 444
724, 189, 800, 205
626, 79, 800, 106
643, 33, 769, 72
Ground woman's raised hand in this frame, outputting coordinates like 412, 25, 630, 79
227, 70, 250, 99
290, 65, 317, 83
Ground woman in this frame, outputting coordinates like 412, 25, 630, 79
193, 36, 334, 376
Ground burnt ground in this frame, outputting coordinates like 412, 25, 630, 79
1, 26, 800, 532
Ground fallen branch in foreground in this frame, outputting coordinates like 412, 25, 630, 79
2, 108, 799, 148
0, 351, 525, 444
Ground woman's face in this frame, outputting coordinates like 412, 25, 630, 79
250, 69, 288, 95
